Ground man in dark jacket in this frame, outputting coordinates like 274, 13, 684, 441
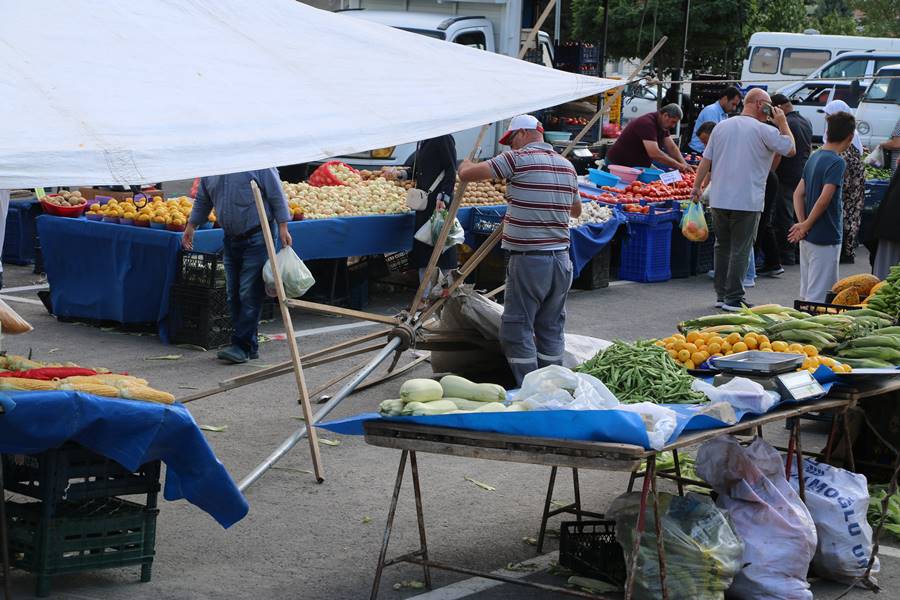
771, 93, 812, 265
870, 168, 900, 279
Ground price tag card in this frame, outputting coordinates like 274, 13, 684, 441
659, 170, 683, 185
573, 148, 593, 158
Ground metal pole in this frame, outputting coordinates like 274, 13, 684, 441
676, 0, 691, 140
554, 0, 561, 44
599, 0, 610, 77
239, 336, 403, 491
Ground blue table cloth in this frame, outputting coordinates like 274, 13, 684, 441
0, 391, 248, 528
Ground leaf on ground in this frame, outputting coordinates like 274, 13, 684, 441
545, 529, 560, 539
178, 385, 200, 390
550, 499, 571, 509
199, 424, 228, 432
361, 516, 373, 525
548, 561, 574, 577
392, 580, 425, 591
271, 467, 314, 475
464, 476, 495, 492
291, 416, 306, 421
522, 536, 537, 546
176, 344, 208, 352
504, 562, 539, 573
318, 438, 341, 446
257, 334, 272, 344
145, 354, 183, 361
47, 348, 59, 354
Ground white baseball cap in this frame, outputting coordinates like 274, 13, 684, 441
499, 114, 544, 146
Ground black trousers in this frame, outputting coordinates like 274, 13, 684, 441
756, 171, 782, 270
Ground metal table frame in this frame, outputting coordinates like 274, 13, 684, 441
363, 396, 855, 600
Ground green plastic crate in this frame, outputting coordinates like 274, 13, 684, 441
6, 497, 157, 597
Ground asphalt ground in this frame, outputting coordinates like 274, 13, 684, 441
1, 247, 897, 600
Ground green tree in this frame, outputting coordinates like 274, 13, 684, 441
812, 11, 859, 34
743, 0, 808, 35
852, 0, 900, 37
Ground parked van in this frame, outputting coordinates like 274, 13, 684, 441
777, 51, 900, 96
741, 32, 900, 91
855, 64, 900, 150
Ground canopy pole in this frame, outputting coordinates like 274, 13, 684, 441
239, 337, 402, 491
251, 180, 324, 482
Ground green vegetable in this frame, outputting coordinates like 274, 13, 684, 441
439, 374, 506, 403
868, 484, 900, 540
399, 378, 443, 403
576, 340, 706, 404
378, 398, 405, 416
401, 399, 458, 416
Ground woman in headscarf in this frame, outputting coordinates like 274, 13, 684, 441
824, 100, 865, 264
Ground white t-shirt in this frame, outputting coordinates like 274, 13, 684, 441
703, 116, 794, 212
0, 189, 9, 272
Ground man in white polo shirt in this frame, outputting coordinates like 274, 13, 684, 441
458, 115, 581, 385
691, 88, 795, 311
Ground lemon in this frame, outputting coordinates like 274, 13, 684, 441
771, 341, 789, 352
732, 341, 748, 353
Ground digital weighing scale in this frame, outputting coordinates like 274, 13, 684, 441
710, 351, 826, 402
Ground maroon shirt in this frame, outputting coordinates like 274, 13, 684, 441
606, 112, 668, 168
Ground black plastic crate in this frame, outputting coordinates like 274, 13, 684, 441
2, 443, 160, 507
554, 43, 600, 66
572, 246, 611, 290
177, 251, 226, 288
691, 231, 716, 276
559, 519, 627, 585
384, 251, 410, 273
7, 497, 157, 597
168, 285, 232, 349
670, 226, 693, 279
794, 299, 859, 316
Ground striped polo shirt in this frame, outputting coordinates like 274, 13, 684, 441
487, 142, 578, 251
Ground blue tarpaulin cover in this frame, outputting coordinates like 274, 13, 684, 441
319, 370, 837, 450
0, 391, 248, 529
569, 212, 626, 277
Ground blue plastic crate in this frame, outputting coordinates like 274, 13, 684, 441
864, 180, 889, 210
619, 221, 672, 283
637, 168, 665, 183
471, 208, 505, 235
3, 203, 40, 265
588, 169, 620, 188
622, 203, 681, 226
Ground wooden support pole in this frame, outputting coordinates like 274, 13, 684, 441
250, 180, 324, 482
285, 298, 401, 326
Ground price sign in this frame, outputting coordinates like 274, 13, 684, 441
573, 148, 593, 158
659, 170, 683, 186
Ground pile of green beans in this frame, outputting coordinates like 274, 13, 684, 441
576, 340, 706, 404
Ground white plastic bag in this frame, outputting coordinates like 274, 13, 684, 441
563, 334, 612, 368
610, 492, 744, 600
262, 247, 315, 298
696, 436, 817, 600
692, 376, 777, 414
615, 402, 678, 450
864, 146, 884, 168
788, 457, 879, 585
517, 365, 619, 411
413, 209, 465, 252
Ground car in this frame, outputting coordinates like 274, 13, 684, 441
786, 80, 861, 142
777, 50, 900, 97
855, 64, 900, 151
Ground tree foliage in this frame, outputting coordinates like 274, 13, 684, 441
852, 0, 900, 37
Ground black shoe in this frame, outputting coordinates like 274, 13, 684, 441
758, 266, 785, 277
722, 301, 753, 312
217, 345, 249, 364
840, 255, 855, 265
249, 351, 259, 360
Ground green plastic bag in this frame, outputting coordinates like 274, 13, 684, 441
681, 202, 709, 242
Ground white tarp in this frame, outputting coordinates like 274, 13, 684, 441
0, 0, 623, 188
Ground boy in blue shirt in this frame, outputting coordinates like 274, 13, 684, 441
789, 112, 856, 302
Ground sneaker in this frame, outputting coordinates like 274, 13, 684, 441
217, 345, 248, 364
707, 270, 715, 279
715, 299, 725, 308
249, 351, 259, 360
743, 279, 756, 288
758, 267, 785, 277
722, 302, 753, 312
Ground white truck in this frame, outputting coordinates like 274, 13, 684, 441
331, 1, 556, 169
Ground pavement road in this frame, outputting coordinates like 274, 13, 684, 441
1, 247, 896, 599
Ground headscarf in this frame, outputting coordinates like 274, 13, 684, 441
824, 99, 864, 154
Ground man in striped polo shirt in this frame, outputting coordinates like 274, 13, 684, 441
459, 114, 582, 384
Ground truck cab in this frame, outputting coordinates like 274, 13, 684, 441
326, 7, 554, 170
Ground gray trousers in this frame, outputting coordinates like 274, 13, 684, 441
500, 251, 573, 386
711, 209, 761, 305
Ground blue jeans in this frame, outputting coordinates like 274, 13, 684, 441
223, 231, 268, 355
500, 251, 573, 386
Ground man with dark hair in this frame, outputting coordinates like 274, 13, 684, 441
606, 104, 694, 172
688, 86, 742, 154
771, 93, 812, 265
789, 112, 856, 302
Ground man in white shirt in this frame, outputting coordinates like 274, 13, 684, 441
690, 88, 795, 311
0, 189, 9, 290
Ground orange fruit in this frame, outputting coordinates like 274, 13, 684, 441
744, 336, 759, 350
725, 332, 741, 345
707, 342, 722, 355
686, 331, 700, 343
732, 341, 748, 353
803, 345, 818, 357
678, 349, 691, 363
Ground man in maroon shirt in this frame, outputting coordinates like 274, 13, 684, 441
606, 104, 694, 172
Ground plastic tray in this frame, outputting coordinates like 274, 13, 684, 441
711, 350, 805, 375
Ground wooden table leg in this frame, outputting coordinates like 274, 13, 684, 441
842, 410, 856, 473
794, 419, 806, 502
648, 457, 668, 600
370, 451, 408, 600
823, 412, 840, 464
537, 467, 558, 554
409, 452, 431, 590
785, 420, 797, 481
671, 449, 684, 497
572, 468, 583, 524
624, 459, 653, 600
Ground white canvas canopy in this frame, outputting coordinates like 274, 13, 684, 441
0, 0, 623, 188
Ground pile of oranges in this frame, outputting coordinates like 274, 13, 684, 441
654, 330, 850, 373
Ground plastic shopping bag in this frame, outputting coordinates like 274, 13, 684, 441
696, 436, 817, 600
864, 147, 884, 168
517, 365, 619, 411
609, 492, 743, 600
615, 403, 678, 450
414, 209, 465, 252
692, 376, 777, 414
262, 247, 315, 299
681, 201, 709, 242
788, 458, 879, 585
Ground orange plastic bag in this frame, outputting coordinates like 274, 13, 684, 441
681, 202, 709, 242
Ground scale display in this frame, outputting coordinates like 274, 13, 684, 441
776, 370, 825, 402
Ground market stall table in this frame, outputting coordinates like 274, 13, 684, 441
361, 395, 854, 600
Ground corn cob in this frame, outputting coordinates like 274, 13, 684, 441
829, 357, 894, 369
872, 326, 900, 336
120, 386, 175, 404
765, 320, 826, 335
843, 308, 895, 321
837, 347, 900, 364
845, 336, 900, 350
747, 304, 793, 314
0, 377, 59, 391
59, 382, 121, 397
678, 314, 765, 332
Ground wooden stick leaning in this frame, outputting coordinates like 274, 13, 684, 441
250, 180, 324, 482
418, 35, 670, 320
407, 0, 560, 320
